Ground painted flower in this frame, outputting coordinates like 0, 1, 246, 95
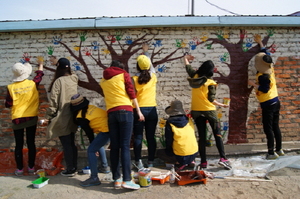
159, 118, 166, 128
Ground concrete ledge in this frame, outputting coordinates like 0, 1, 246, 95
206, 141, 300, 156
78, 141, 300, 158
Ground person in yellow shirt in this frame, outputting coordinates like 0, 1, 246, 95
100, 60, 144, 190
70, 94, 110, 187
164, 100, 198, 171
132, 43, 158, 169
5, 59, 44, 176
248, 35, 284, 160
183, 55, 231, 170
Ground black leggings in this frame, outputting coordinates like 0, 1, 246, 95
14, 125, 37, 170
192, 111, 226, 164
262, 101, 282, 154
59, 133, 78, 171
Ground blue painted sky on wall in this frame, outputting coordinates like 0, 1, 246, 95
0, 0, 299, 21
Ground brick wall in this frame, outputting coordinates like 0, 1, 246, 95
0, 26, 299, 149
247, 56, 300, 143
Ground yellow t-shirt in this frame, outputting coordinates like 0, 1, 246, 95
7, 79, 39, 120
170, 118, 198, 156
191, 78, 217, 111
255, 69, 278, 103
132, 74, 157, 107
100, 73, 132, 111
77, 105, 109, 133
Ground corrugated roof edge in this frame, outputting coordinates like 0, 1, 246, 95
0, 15, 299, 32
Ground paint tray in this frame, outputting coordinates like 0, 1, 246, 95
32, 177, 49, 188
151, 171, 170, 184
152, 174, 170, 184
176, 170, 207, 186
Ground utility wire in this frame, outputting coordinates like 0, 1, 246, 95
205, 0, 241, 15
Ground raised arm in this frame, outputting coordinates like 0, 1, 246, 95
183, 55, 197, 78
142, 43, 155, 74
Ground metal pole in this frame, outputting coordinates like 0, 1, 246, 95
191, 0, 194, 16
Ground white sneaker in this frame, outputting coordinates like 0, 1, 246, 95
276, 149, 285, 156
122, 180, 140, 190
135, 159, 144, 170
266, 153, 279, 160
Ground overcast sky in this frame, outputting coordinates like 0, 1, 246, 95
0, 0, 299, 21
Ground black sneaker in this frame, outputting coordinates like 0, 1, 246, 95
80, 177, 101, 187
77, 169, 85, 175
61, 169, 77, 177
98, 166, 110, 174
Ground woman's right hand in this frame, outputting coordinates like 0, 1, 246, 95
142, 43, 149, 52
138, 112, 145, 121
185, 54, 194, 61
36, 56, 44, 71
39, 119, 49, 126
183, 54, 194, 65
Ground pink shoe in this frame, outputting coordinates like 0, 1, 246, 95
218, 158, 232, 170
188, 161, 196, 168
176, 164, 187, 172
200, 162, 207, 169
15, 169, 23, 176
28, 167, 35, 175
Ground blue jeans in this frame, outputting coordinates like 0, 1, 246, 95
108, 110, 133, 181
133, 107, 158, 162
87, 132, 110, 178
262, 101, 282, 154
175, 152, 197, 166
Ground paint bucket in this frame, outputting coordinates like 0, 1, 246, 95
138, 168, 152, 187
82, 166, 91, 174
223, 98, 231, 105
36, 169, 45, 177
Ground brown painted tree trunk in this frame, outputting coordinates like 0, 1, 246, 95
211, 31, 270, 143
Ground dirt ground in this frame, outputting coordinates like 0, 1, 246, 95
1, 152, 300, 199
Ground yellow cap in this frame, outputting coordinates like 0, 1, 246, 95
137, 55, 151, 70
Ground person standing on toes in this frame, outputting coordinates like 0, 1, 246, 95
183, 55, 231, 170
132, 43, 158, 169
100, 60, 144, 190
5, 58, 44, 176
46, 57, 78, 177
70, 94, 110, 187
248, 34, 284, 160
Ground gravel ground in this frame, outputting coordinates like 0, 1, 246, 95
1, 152, 300, 199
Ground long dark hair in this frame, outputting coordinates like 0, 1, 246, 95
72, 105, 88, 125
110, 60, 124, 69
136, 63, 151, 84
196, 60, 214, 78
48, 58, 72, 92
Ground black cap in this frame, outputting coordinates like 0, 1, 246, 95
57, 58, 70, 68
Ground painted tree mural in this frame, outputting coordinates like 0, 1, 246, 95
191, 29, 275, 143
44, 30, 184, 95
18, 28, 276, 144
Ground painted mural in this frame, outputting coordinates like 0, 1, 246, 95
187, 29, 275, 143
13, 28, 278, 144
44, 30, 184, 95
